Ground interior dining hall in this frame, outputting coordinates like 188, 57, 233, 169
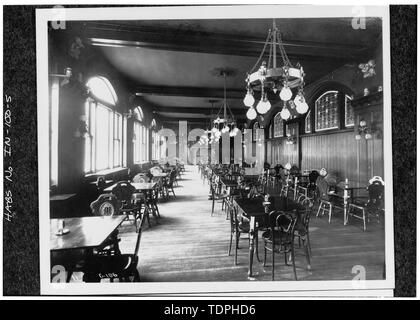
48, 15, 387, 284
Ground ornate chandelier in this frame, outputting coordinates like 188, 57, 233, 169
199, 72, 239, 146
244, 20, 309, 121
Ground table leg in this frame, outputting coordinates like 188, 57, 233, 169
343, 189, 349, 225
248, 216, 256, 278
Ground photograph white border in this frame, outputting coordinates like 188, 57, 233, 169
37, 4, 394, 296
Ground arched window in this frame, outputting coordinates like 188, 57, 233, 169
273, 112, 284, 138
84, 77, 125, 173
315, 90, 339, 131
86, 76, 118, 106
305, 110, 312, 133
133, 106, 144, 122
344, 94, 354, 127
133, 106, 149, 163
253, 122, 260, 141
150, 119, 160, 160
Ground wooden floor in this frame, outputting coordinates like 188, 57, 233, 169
71, 165, 385, 282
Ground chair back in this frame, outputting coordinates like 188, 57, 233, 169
96, 176, 106, 189
267, 210, 297, 243
132, 173, 150, 183
112, 181, 136, 203
367, 181, 384, 208
150, 166, 163, 176
90, 193, 119, 216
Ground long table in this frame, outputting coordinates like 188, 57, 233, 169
234, 196, 311, 278
104, 182, 157, 193
50, 215, 126, 251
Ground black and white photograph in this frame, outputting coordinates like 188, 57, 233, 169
32, 4, 396, 296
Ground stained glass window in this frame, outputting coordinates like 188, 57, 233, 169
273, 112, 284, 137
305, 110, 311, 133
344, 95, 354, 127
315, 91, 339, 131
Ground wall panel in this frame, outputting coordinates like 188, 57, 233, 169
301, 131, 358, 182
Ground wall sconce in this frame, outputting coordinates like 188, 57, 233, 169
355, 120, 373, 140
50, 67, 73, 86
285, 133, 296, 145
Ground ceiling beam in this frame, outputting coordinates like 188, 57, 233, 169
135, 85, 245, 99
83, 22, 368, 61
152, 106, 246, 114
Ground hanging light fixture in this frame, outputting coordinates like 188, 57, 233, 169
244, 19, 307, 120
211, 70, 239, 137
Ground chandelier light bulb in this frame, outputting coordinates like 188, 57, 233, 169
279, 86, 293, 101
243, 91, 255, 107
211, 127, 218, 133
280, 106, 291, 120
355, 134, 361, 140
215, 130, 221, 138
246, 107, 257, 120
296, 100, 309, 114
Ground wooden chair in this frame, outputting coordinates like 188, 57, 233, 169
226, 199, 259, 266
112, 181, 142, 232
90, 193, 122, 255
164, 171, 177, 198
295, 198, 314, 257
347, 177, 384, 231
262, 211, 298, 280
296, 170, 320, 203
210, 179, 229, 215
132, 173, 150, 183
315, 176, 341, 223
82, 216, 145, 283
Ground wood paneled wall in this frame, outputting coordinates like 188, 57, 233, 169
270, 138, 299, 167
301, 131, 358, 182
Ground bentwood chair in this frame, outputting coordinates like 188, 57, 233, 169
225, 198, 253, 266
315, 176, 341, 223
296, 170, 320, 203
164, 170, 177, 198
132, 173, 150, 183
262, 211, 298, 280
347, 177, 385, 231
112, 181, 142, 232
90, 193, 122, 255
295, 198, 314, 257
82, 216, 145, 283
210, 179, 229, 215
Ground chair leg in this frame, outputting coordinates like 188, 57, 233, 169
255, 231, 261, 262
228, 231, 233, 256
234, 232, 239, 266
328, 205, 332, 223
263, 245, 267, 267
271, 243, 275, 281
211, 198, 215, 215
316, 203, 322, 218
363, 209, 367, 231
291, 245, 297, 281
132, 269, 140, 282
66, 270, 73, 283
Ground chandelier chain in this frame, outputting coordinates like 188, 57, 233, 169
277, 32, 292, 67
248, 30, 271, 74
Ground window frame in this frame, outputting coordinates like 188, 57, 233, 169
314, 90, 340, 132
84, 77, 124, 174
273, 112, 284, 138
